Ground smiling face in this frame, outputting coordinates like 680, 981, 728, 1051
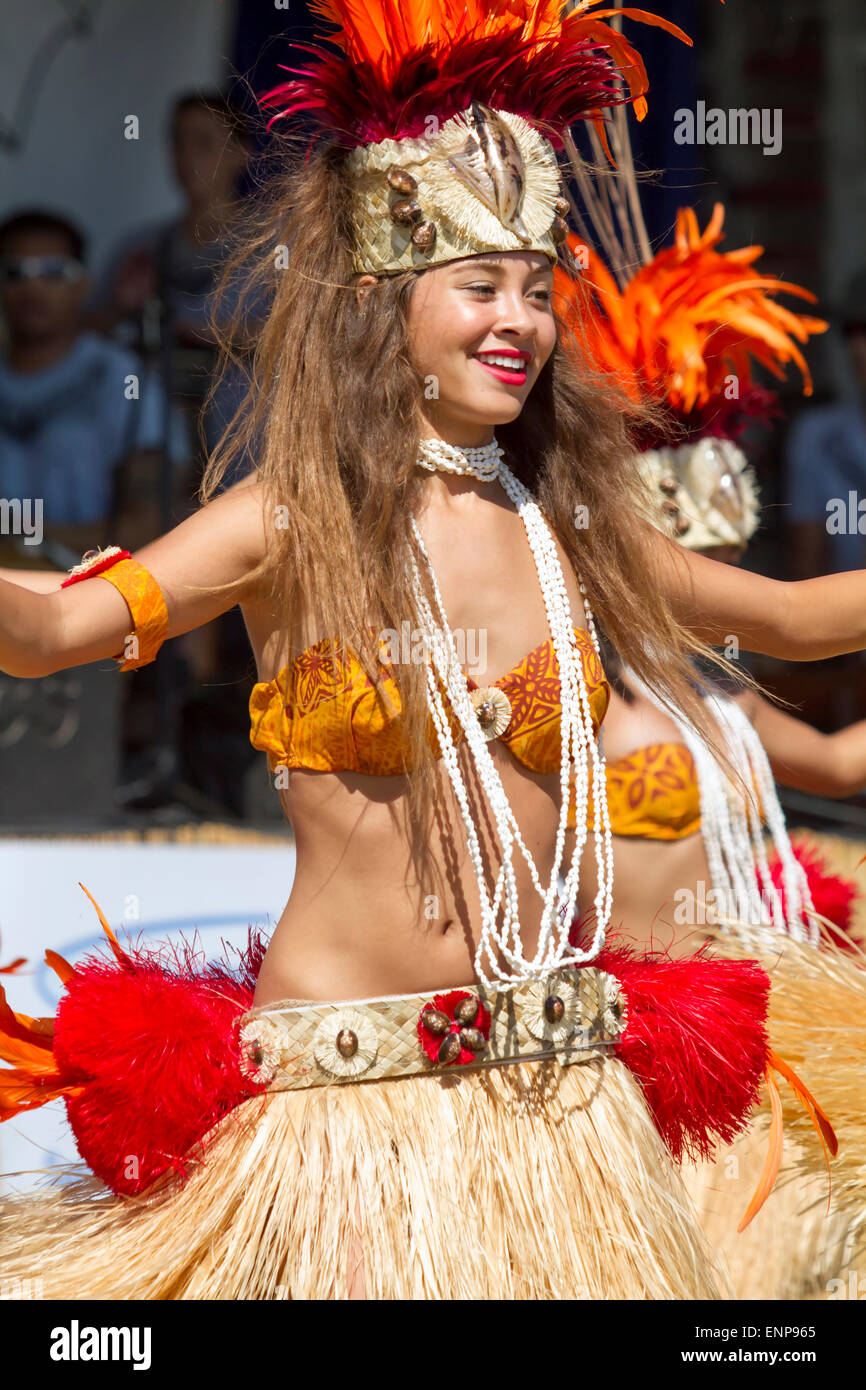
403, 250, 557, 445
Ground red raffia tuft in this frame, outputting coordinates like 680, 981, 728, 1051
0, 886, 270, 1195
259, 0, 692, 148
767, 839, 860, 947
592, 940, 770, 1163
53, 926, 269, 1196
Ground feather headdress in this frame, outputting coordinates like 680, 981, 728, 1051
559, 204, 827, 424
554, 203, 828, 548
258, 0, 691, 275
260, 0, 691, 146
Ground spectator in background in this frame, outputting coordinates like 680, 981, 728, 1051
785, 269, 866, 578
87, 94, 262, 818
0, 210, 187, 560
88, 92, 256, 489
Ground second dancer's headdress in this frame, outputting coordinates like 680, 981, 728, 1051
554, 202, 828, 548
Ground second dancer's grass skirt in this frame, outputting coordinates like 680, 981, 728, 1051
684, 1134, 861, 1299
0, 1053, 729, 1299
687, 918, 866, 1298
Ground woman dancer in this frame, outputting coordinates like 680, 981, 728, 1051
0, 1, 856, 1299
555, 203, 866, 1296
591, 494, 866, 958
594, 459, 866, 1299
555, 196, 863, 950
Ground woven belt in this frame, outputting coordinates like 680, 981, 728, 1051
237, 966, 626, 1090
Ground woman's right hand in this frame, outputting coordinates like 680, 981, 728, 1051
0, 475, 268, 679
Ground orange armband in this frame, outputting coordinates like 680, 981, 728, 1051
61, 546, 168, 671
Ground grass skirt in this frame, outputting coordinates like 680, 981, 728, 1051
708, 920, 866, 1213
0, 1054, 729, 1300
684, 1132, 863, 1300
683, 917, 866, 1298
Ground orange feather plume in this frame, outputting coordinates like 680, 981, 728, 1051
737, 1048, 838, 1231
556, 203, 827, 418
0, 930, 26, 975
0, 980, 67, 1119
0, 884, 132, 1120
309, 0, 690, 97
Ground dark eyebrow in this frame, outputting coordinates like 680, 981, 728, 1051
453, 257, 554, 278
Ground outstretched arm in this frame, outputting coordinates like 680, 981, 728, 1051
0, 476, 268, 678
0, 569, 66, 593
735, 689, 866, 798
648, 524, 866, 661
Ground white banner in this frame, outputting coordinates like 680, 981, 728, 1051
0, 835, 295, 1195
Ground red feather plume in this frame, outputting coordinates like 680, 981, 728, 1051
767, 839, 861, 947
55, 930, 267, 1195
260, 0, 692, 147
0, 886, 269, 1196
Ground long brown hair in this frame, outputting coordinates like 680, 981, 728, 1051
202, 130, 749, 894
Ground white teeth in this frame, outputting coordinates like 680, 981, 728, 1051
476, 354, 525, 371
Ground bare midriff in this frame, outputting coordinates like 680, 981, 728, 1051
580, 826, 713, 960
251, 744, 600, 1006
243, 478, 605, 1007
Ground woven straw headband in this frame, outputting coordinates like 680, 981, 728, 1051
344, 103, 567, 276
238, 965, 625, 1090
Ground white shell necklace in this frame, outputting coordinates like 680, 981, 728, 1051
416, 435, 504, 481
411, 435, 614, 987
621, 666, 818, 946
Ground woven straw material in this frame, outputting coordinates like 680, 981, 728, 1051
0, 1054, 728, 1299
346, 106, 561, 275
704, 920, 866, 1222
684, 1131, 863, 1300
240, 966, 623, 1089
637, 439, 760, 552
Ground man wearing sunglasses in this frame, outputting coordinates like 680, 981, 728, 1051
0, 210, 185, 560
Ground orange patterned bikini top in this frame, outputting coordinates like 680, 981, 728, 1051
568, 741, 701, 839
249, 626, 610, 777
608, 742, 702, 839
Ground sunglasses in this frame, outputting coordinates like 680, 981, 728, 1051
0, 254, 86, 284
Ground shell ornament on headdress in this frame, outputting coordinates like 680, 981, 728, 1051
259, 0, 691, 275
636, 437, 762, 552
554, 202, 828, 550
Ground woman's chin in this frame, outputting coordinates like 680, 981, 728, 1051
459, 391, 526, 425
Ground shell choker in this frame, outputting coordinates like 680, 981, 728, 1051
416, 436, 504, 481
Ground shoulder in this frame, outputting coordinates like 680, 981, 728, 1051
205, 473, 270, 567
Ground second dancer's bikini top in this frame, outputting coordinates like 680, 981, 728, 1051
249, 625, 610, 777
603, 742, 702, 839
566, 741, 702, 839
